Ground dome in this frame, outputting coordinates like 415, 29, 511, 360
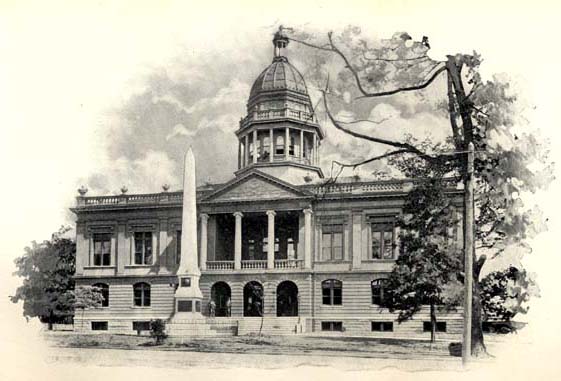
249, 56, 308, 101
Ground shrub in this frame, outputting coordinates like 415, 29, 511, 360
149, 319, 168, 345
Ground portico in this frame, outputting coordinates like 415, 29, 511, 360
201, 207, 313, 271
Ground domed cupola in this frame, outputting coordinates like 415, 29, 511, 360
235, 27, 324, 184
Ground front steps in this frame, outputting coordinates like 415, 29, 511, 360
166, 317, 305, 337
237, 317, 302, 336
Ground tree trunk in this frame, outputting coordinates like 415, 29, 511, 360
472, 259, 487, 356
430, 302, 436, 343
48, 310, 54, 331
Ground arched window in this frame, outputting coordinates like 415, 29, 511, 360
133, 282, 151, 307
371, 279, 388, 305
92, 283, 109, 307
275, 134, 285, 155
322, 279, 342, 305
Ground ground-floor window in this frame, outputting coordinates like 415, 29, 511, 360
321, 321, 343, 332
423, 321, 447, 332
91, 321, 108, 331
132, 321, 151, 332
371, 321, 394, 332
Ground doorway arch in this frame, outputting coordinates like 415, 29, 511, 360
276, 280, 298, 317
210, 281, 231, 317
243, 281, 264, 317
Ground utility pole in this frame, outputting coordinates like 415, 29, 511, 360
462, 142, 475, 365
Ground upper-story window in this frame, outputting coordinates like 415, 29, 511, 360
370, 221, 395, 260
289, 136, 295, 156
93, 233, 111, 266
134, 232, 153, 265
260, 135, 270, 162
176, 230, 182, 265
321, 224, 344, 261
93, 283, 109, 307
322, 279, 342, 305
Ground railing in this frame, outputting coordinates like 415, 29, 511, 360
240, 107, 317, 128
304, 180, 407, 195
206, 261, 235, 270
274, 259, 303, 269
75, 190, 208, 208
241, 260, 268, 269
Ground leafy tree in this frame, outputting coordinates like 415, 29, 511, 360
480, 266, 539, 322
10, 227, 76, 330
385, 178, 463, 342
287, 26, 552, 355
73, 285, 105, 330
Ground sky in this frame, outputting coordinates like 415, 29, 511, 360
1, 1, 560, 379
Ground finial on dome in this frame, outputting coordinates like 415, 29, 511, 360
273, 25, 290, 58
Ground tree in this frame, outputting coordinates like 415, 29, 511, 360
286, 26, 553, 355
480, 266, 539, 322
150, 319, 168, 345
10, 227, 76, 330
73, 285, 105, 330
385, 178, 463, 342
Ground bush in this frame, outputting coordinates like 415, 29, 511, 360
149, 319, 168, 345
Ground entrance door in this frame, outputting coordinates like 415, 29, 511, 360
276, 281, 298, 317
211, 282, 231, 317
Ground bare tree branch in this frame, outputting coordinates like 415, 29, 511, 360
288, 36, 334, 52
362, 52, 429, 62
322, 90, 441, 163
339, 117, 390, 126
332, 149, 411, 170
324, 32, 447, 99
447, 72, 463, 148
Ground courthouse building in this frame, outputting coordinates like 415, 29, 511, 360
72, 30, 463, 338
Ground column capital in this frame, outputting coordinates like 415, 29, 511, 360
200, 213, 209, 223
266, 210, 276, 217
303, 208, 313, 216
233, 211, 244, 219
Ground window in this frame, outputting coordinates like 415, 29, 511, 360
371, 321, 394, 332
176, 230, 182, 265
275, 134, 284, 155
261, 135, 270, 162
93, 233, 111, 266
321, 224, 343, 261
132, 321, 151, 332
91, 321, 108, 331
322, 279, 342, 305
133, 282, 151, 307
423, 321, 447, 332
134, 232, 153, 265
321, 321, 343, 332
371, 222, 394, 260
371, 279, 388, 305
177, 300, 192, 312
92, 283, 109, 307
289, 136, 295, 155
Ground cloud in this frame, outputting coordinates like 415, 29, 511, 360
166, 123, 196, 141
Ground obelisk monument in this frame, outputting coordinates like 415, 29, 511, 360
174, 147, 203, 317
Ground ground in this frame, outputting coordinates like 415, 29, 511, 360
41, 332, 495, 371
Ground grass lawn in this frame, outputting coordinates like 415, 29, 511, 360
43, 333, 458, 359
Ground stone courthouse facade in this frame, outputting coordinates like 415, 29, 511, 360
72, 30, 463, 339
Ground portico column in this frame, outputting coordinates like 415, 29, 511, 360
285, 127, 290, 160
234, 212, 243, 269
303, 208, 313, 269
266, 210, 276, 269
200, 214, 209, 270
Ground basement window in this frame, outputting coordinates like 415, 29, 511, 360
423, 321, 447, 332
91, 321, 108, 331
321, 321, 343, 332
133, 321, 151, 332
371, 321, 394, 332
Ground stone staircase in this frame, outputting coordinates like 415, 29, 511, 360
166, 318, 238, 337
237, 317, 303, 336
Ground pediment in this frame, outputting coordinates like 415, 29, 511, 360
201, 170, 311, 203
